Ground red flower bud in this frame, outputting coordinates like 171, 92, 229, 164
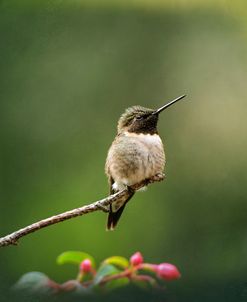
130, 252, 143, 266
156, 263, 181, 281
80, 259, 92, 273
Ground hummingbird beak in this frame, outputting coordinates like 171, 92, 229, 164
153, 94, 186, 115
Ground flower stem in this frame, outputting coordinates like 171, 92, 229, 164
99, 270, 131, 285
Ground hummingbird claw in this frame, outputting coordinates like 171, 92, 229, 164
96, 203, 109, 213
151, 173, 165, 182
127, 186, 135, 194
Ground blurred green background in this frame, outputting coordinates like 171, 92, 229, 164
1, 0, 247, 301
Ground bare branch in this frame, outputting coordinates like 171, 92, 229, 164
0, 174, 164, 248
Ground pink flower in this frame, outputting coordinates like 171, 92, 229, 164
80, 259, 92, 273
156, 263, 181, 281
130, 252, 144, 266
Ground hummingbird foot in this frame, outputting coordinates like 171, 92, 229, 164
128, 174, 165, 192
151, 173, 165, 182
137, 186, 147, 192
127, 186, 135, 194
95, 203, 110, 213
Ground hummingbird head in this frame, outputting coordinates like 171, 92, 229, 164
118, 106, 158, 134
117, 95, 186, 135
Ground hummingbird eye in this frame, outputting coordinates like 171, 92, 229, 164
135, 115, 143, 120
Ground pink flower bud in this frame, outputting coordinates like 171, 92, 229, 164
156, 263, 181, 281
80, 259, 92, 273
130, 252, 143, 266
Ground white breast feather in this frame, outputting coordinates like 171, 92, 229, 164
124, 132, 162, 146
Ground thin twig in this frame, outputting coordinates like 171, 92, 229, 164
0, 174, 164, 248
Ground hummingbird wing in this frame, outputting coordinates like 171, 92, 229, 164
108, 176, 114, 195
107, 175, 135, 230
107, 190, 134, 231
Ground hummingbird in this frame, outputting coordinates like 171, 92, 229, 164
105, 95, 186, 230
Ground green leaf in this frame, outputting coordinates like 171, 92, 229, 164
94, 264, 120, 285
56, 251, 95, 267
13, 272, 52, 294
103, 256, 129, 269
104, 277, 130, 291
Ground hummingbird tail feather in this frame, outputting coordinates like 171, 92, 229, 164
106, 191, 135, 230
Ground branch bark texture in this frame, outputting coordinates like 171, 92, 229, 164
0, 174, 164, 248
